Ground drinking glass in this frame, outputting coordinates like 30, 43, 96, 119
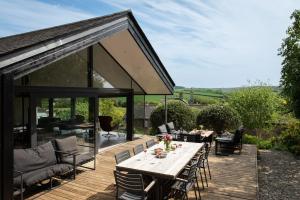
144, 149, 147, 160
184, 136, 187, 142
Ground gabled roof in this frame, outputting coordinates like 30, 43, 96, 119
0, 10, 175, 94
0, 11, 129, 56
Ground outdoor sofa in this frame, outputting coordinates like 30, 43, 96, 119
157, 122, 187, 140
54, 136, 95, 179
13, 136, 95, 198
215, 127, 244, 155
13, 141, 74, 198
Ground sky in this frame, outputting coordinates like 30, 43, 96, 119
0, 0, 299, 88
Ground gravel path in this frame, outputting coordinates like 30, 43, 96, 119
258, 149, 300, 200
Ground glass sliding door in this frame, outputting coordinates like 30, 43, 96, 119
13, 96, 30, 148
36, 97, 95, 150
98, 97, 127, 148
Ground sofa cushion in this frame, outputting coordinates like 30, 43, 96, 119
13, 164, 73, 187
14, 142, 57, 173
158, 124, 168, 134
167, 122, 175, 130
62, 152, 94, 166
55, 136, 78, 155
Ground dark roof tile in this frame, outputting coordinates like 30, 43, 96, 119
0, 10, 130, 56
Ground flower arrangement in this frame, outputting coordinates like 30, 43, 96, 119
163, 134, 172, 151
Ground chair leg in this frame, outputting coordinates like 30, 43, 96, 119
50, 177, 53, 190
195, 174, 201, 198
185, 192, 189, 200
206, 159, 211, 180
20, 175, 23, 200
203, 166, 208, 187
193, 185, 198, 200
199, 168, 205, 189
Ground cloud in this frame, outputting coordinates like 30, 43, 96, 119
0, 0, 94, 36
1, 0, 300, 87
100, 0, 300, 87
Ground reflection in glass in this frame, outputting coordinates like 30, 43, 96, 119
36, 97, 95, 153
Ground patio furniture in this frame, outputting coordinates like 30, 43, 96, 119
115, 150, 131, 164
13, 170, 24, 200
114, 170, 156, 200
133, 144, 144, 155
55, 136, 95, 179
178, 130, 214, 144
98, 116, 118, 140
166, 122, 183, 140
178, 133, 201, 142
13, 142, 74, 192
158, 124, 168, 134
182, 151, 206, 190
116, 141, 204, 200
204, 143, 212, 180
171, 163, 200, 200
145, 139, 156, 148
215, 128, 244, 155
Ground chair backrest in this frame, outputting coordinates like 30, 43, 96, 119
204, 143, 210, 159
195, 151, 205, 168
14, 141, 57, 173
115, 150, 131, 164
158, 124, 168, 134
187, 163, 198, 182
146, 139, 156, 148
133, 144, 144, 155
166, 122, 175, 131
232, 127, 244, 144
114, 170, 145, 198
98, 116, 113, 132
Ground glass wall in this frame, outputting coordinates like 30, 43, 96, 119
134, 95, 145, 135
36, 97, 95, 151
13, 97, 29, 148
25, 49, 88, 87
93, 44, 132, 89
98, 97, 127, 147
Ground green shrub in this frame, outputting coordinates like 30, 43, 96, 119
99, 99, 126, 125
243, 134, 259, 144
278, 121, 300, 155
228, 85, 280, 130
196, 104, 241, 133
243, 134, 273, 149
150, 101, 196, 134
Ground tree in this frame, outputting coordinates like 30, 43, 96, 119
228, 85, 279, 130
196, 104, 241, 133
150, 101, 196, 134
279, 10, 300, 118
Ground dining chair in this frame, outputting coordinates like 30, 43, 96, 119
204, 143, 212, 180
171, 163, 200, 200
114, 170, 156, 200
183, 151, 207, 190
115, 150, 131, 164
146, 139, 156, 148
133, 144, 144, 155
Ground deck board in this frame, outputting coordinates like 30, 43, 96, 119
26, 135, 257, 200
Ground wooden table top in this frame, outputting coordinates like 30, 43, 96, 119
188, 130, 214, 137
116, 141, 204, 179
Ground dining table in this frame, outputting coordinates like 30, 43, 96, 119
116, 141, 204, 200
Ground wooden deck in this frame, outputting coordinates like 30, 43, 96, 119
27, 135, 258, 200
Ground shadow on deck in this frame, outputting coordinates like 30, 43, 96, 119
26, 135, 257, 200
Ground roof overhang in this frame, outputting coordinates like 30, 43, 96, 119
0, 11, 175, 95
